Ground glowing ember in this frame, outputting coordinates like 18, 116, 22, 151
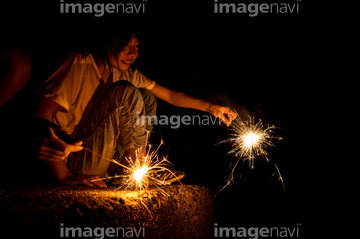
243, 132, 260, 148
134, 166, 149, 182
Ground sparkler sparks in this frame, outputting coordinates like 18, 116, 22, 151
215, 114, 283, 197
117, 140, 182, 193
226, 116, 278, 169
87, 139, 183, 217
90, 138, 182, 194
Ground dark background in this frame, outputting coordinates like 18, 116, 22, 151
1, 0, 319, 237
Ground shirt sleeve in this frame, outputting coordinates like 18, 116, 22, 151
113, 67, 156, 90
40, 54, 82, 113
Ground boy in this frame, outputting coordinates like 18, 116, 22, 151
35, 29, 237, 187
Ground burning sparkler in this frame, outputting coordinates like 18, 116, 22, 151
215, 114, 283, 197
226, 115, 278, 169
116, 140, 183, 192
89, 138, 182, 193
84, 138, 184, 218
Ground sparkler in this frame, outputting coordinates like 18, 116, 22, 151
226, 115, 278, 169
86, 138, 182, 218
115, 139, 183, 192
215, 114, 283, 197
89, 138, 182, 193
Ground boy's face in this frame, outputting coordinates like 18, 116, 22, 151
112, 35, 140, 71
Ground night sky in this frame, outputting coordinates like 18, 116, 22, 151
1, 0, 318, 237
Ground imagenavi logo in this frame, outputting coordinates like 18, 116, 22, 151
214, 0, 302, 17
214, 223, 302, 238
60, 223, 147, 238
60, 0, 148, 17
136, 113, 222, 129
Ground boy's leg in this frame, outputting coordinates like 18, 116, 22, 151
67, 81, 148, 178
109, 88, 157, 176
138, 88, 157, 136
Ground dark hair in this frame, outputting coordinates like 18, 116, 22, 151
90, 22, 144, 70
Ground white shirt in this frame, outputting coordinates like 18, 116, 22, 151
41, 52, 156, 134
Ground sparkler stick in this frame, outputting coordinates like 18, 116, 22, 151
82, 147, 132, 171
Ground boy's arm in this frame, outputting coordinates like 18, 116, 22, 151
35, 97, 81, 180
35, 97, 83, 161
150, 84, 237, 126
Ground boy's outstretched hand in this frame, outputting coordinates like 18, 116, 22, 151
208, 105, 238, 126
38, 127, 83, 162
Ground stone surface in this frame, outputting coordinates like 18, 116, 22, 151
0, 185, 214, 238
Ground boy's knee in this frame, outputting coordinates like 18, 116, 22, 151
111, 81, 142, 101
111, 81, 137, 93
139, 89, 157, 113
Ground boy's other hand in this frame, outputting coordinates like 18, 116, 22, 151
38, 127, 83, 161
